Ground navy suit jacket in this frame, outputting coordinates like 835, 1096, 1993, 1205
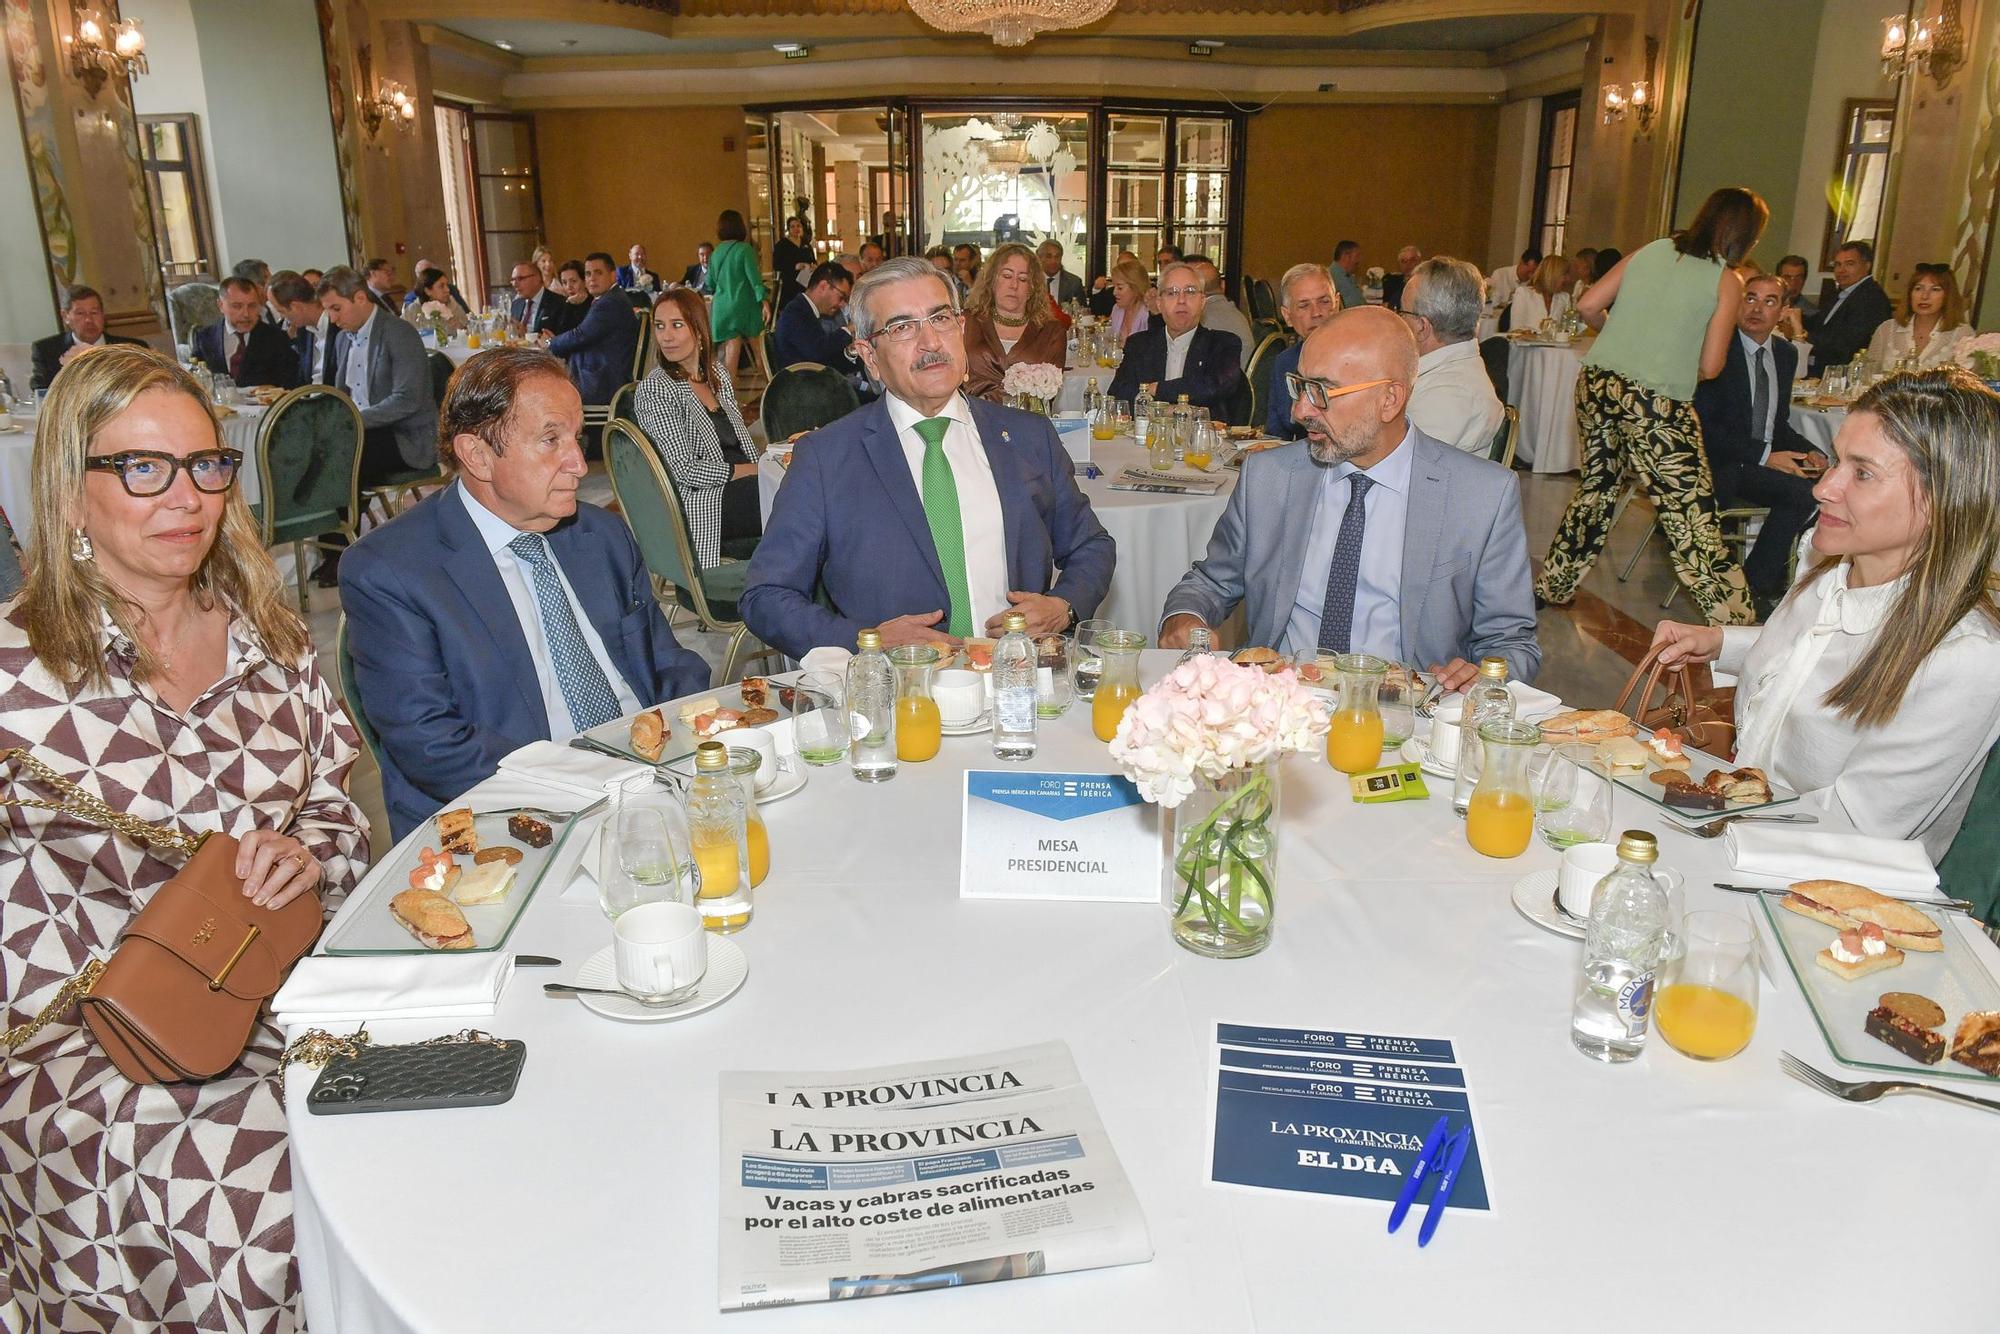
740, 395, 1117, 660
616, 265, 661, 292
547, 292, 639, 405
29, 331, 147, 392
510, 289, 573, 337
1108, 324, 1242, 418
193, 319, 301, 390
1693, 335, 1813, 473
1805, 276, 1893, 375
1265, 339, 1305, 439
340, 482, 710, 839
771, 294, 852, 369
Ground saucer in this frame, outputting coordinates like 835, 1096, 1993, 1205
940, 712, 991, 736
1400, 737, 1454, 780
1511, 869, 1584, 940
752, 760, 808, 804
568, 936, 747, 1023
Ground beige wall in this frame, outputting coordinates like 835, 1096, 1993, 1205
1240, 104, 1500, 286
534, 106, 748, 271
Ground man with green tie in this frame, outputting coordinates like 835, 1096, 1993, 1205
741, 255, 1116, 660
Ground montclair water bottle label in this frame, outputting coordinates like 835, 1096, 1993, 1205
996, 688, 1035, 732
1617, 973, 1653, 1030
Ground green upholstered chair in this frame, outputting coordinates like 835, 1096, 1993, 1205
334, 614, 391, 785
1939, 741, 2000, 930
608, 379, 638, 426
604, 418, 776, 686
761, 365, 859, 444
250, 385, 362, 613
1247, 276, 1279, 324
1489, 404, 1520, 469
426, 349, 454, 406
1243, 331, 1287, 434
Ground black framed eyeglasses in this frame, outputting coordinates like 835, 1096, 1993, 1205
867, 309, 961, 345
1283, 373, 1391, 411
84, 448, 244, 497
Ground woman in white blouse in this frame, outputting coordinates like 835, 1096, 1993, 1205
633, 287, 761, 570
1651, 369, 2000, 857
1509, 254, 1572, 331
1864, 262, 1973, 371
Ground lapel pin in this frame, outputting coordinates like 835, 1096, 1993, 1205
1001, 430, 1011, 442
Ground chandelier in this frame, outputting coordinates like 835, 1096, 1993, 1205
907, 0, 1117, 47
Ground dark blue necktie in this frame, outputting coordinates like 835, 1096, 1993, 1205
1316, 472, 1377, 654
507, 532, 622, 731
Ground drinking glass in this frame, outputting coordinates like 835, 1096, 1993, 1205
1183, 423, 1218, 472
1655, 911, 1759, 1061
1034, 634, 1075, 719
1377, 667, 1417, 749
791, 670, 848, 767
598, 774, 694, 920
1072, 618, 1114, 700
1532, 742, 1615, 848
1111, 400, 1133, 438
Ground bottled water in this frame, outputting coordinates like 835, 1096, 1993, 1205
991, 611, 1037, 761
846, 628, 898, 782
1173, 395, 1192, 463
1177, 625, 1217, 667
1452, 657, 1513, 815
1133, 384, 1154, 446
1571, 831, 1671, 1063
1083, 377, 1102, 422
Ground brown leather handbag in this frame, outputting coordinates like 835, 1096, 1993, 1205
1613, 644, 1738, 758
0, 749, 322, 1084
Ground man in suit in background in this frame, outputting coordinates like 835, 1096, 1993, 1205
680, 242, 713, 293
617, 243, 661, 294
742, 257, 1115, 661
1773, 253, 1814, 339
1694, 273, 1825, 616
30, 285, 147, 391
1330, 240, 1367, 310
508, 260, 571, 337
317, 266, 436, 484
1805, 240, 1894, 375
1108, 262, 1243, 419
1158, 306, 1539, 689
545, 252, 639, 407
1266, 263, 1340, 439
1036, 240, 1085, 308
1381, 244, 1422, 313
1402, 256, 1506, 456
341, 348, 709, 838
362, 258, 399, 317
1189, 255, 1256, 370
231, 258, 283, 327
193, 277, 301, 390
270, 272, 336, 385
772, 262, 855, 368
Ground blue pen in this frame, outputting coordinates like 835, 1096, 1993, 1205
1417, 1127, 1473, 1248
1386, 1114, 1451, 1234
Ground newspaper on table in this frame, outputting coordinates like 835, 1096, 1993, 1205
718, 1041, 1151, 1310
1106, 467, 1225, 495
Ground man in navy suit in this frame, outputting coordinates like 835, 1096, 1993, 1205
616, 243, 662, 294
742, 256, 1115, 661
269, 272, 337, 385
772, 262, 854, 368
545, 252, 638, 406
1265, 263, 1340, 439
1804, 240, 1893, 375
1108, 262, 1243, 420
193, 277, 301, 390
1693, 273, 1824, 613
29, 285, 147, 392
341, 347, 709, 839
507, 260, 572, 337
679, 243, 713, 293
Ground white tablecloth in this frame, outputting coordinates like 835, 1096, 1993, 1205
1503, 339, 1586, 473
1790, 403, 1846, 455
757, 435, 1231, 634
287, 655, 1994, 1333
1057, 364, 1114, 414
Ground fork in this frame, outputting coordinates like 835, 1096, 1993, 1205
1779, 1052, 2000, 1114
473, 795, 609, 825
1665, 812, 1817, 840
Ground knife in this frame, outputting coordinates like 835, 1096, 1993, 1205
1417, 1127, 1473, 1248
1711, 882, 1975, 915
1387, 1114, 1451, 1234
513, 955, 561, 968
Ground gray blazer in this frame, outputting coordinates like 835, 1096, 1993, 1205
1161, 426, 1541, 682
353, 310, 438, 471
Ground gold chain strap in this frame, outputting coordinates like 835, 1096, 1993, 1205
278, 1027, 505, 1073
0, 747, 203, 857
2, 959, 106, 1052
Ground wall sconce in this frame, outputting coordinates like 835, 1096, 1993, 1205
1600, 36, 1660, 134
1881, 2, 1963, 87
355, 44, 418, 143
64, 2, 147, 99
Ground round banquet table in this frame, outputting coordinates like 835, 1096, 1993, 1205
1789, 402, 1846, 456
1502, 338, 1586, 473
288, 657, 1994, 1334
757, 435, 1231, 634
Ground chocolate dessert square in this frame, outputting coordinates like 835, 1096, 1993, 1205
507, 813, 552, 848
1864, 1005, 1944, 1065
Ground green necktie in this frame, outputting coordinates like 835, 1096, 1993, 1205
913, 416, 974, 638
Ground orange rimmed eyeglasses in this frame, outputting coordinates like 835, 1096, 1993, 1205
1284, 374, 1392, 410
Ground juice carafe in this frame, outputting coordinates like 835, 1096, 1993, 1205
887, 644, 942, 762
726, 748, 770, 888
688, 741, 753, 930
1091, 629, 1146, 742
1326, 652, 1388, 773
1465, 718, 1541, 858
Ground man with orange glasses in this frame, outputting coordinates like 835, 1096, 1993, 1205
1157, 306, 1539, 689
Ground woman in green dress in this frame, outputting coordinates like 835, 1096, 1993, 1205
708, 208, 768, 386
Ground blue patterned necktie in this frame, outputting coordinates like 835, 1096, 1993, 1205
507, 532, 622, 731
1316, 472, 1377, 654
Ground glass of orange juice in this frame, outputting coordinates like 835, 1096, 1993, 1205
887, 645, 942, 763
1655, 911, 1758, 1061
1464, 718, 1541, 857
1325, 652, 1388, 773
1091, 629, 1146, 742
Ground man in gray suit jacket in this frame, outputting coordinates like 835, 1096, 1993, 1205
1159, 307, 1539, 690
318, 265, 438, 485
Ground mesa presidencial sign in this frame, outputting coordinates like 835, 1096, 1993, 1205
959, 771, 1161, 903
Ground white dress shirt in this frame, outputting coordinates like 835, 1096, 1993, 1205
1736, 329, 1780, 458
1411, 340, 1506, 455
1864, 318, 1973, 371
343, 306, 378, 410
1486, 266, 1521, 310
1282, 424, 1416, 659
1046, 272, 1064, 304
458, 486, 643, 741
1163, 327, 1198, 382
1717, 561, 2000, 858
884, 391, 1009, 631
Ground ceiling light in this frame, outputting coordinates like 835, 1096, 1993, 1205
907, 0, 1117, 48
494, 39, 514, 51
1190, 38, 1223, 56
773, 42, 810, 58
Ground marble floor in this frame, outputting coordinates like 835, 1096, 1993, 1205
310, 470, 1677, 856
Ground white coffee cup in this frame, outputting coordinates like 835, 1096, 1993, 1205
614, 901, 707, 1004
728, 727, 779, 792
1557, 842, 1621, 920
1427, 701, 1465, 772
934, 669, 984, 726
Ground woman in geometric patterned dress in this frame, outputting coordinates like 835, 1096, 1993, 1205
0, 346, 370, 1333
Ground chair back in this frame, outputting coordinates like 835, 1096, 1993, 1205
334, 614, 391, 782
166, 282, 220, 347
426, 350, 454, 406
256, 385, 362, 546
1489, 404, 1520, 469
608, 379, 638, 425
1247, 276, 1279, 323
631, 321, 654, 381
761, 365, 860, 443
1940, 739, 2000, 927
754, 330, 777, 383
604, 418, 706, 603
1243, 331, 1287, 434
1478, 336, 1510, 399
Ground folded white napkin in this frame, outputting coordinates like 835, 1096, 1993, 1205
273, 953, 514, 1026
1724, 826, 1940, 897
1509, 681, 1564, 719
800, 646, 852, 677
497, 740, 650, 800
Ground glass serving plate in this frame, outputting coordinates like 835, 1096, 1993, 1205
1603, 741, 1800, 820
323, 805, 584, 955
573, 681, 792, 767
1760, 896, 2000, 1084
